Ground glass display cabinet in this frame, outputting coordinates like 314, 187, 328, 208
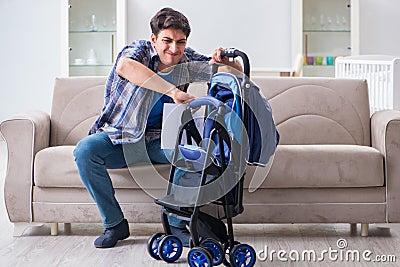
297, 0, 359, 77
61, 0, 126, 76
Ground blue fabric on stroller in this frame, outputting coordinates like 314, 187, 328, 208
205, 72, 279, 166
174, 72, 279, 190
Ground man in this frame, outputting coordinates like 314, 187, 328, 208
73, 7, 242, 248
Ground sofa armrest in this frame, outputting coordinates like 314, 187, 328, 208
371, 110, 400, 222
0, 110, 50, 222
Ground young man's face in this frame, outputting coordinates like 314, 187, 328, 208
151, 28, 187, 71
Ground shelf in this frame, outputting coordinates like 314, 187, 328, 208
303, 29, 350, 33
69, 64, 113, 67
69, 30, 116, 33
303, 65, 335, 77
303, 65, 335, 68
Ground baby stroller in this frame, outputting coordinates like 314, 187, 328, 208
147, 49, 278, 267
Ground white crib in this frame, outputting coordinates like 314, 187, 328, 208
335, 55, 400, 114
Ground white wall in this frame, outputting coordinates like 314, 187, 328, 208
359, 0, 400, 56
0, 0, 62, 122
0, 1, 399, 123
126, 0, 293, 71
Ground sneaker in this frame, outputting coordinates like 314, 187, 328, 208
170, 225, 190, 246
94, 219, 130, 248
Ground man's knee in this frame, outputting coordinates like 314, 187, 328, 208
74, 138, 89, 162
73, 135, 101, 163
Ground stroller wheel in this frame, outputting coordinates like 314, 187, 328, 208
147, 232, 164, 260
188, 246, 213, 267
157, 235, 183, 263
229, 243, 256, 267
200, 238, 224, 266
222, 241, 241, 266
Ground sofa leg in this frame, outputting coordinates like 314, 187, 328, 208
64, 223, 71, 234
361, 223, 369, 237
50, 223, 58, 236
350, 223, 357, 234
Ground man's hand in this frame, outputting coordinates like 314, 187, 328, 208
167, 88, 196, 104
209, 47, 243, 73
209, 47, 229, 65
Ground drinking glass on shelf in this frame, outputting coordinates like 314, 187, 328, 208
315, 56, 323, 65
327, 16, 332, 30
320, 14, 325, 29
89, 14, 97, 32
326, 56, 335, 66
87, 49, 97, 65
336, 15, 341, 29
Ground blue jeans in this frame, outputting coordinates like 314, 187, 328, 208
73, 132, 183, 228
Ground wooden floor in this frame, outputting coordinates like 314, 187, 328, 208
0, 141, 399, 267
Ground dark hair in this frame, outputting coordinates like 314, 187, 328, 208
150, 7, 191, 38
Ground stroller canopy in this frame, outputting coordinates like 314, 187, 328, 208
204, 72, 279, 166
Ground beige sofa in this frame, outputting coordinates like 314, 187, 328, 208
2, 76, 400, 237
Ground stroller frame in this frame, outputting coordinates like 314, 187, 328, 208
160, 101, 239, 243
148, 49, 256, 267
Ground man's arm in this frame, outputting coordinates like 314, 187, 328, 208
116, 57, 195, 104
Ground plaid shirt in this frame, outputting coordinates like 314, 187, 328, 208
89, 40, 212, 144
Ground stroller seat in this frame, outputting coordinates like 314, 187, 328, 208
179, 144, 205, 161
178, 144, 208, 171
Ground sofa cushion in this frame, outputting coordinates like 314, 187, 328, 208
34, 146, 170, 189
50, 77, 107, 146
35, 144, 384, 190
252, 77, 371, 146
245, 145, 384, 188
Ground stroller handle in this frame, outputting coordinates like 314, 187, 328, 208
189, 96, 224, 109
211, 48, 251, 89
220, 48, 250, 78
